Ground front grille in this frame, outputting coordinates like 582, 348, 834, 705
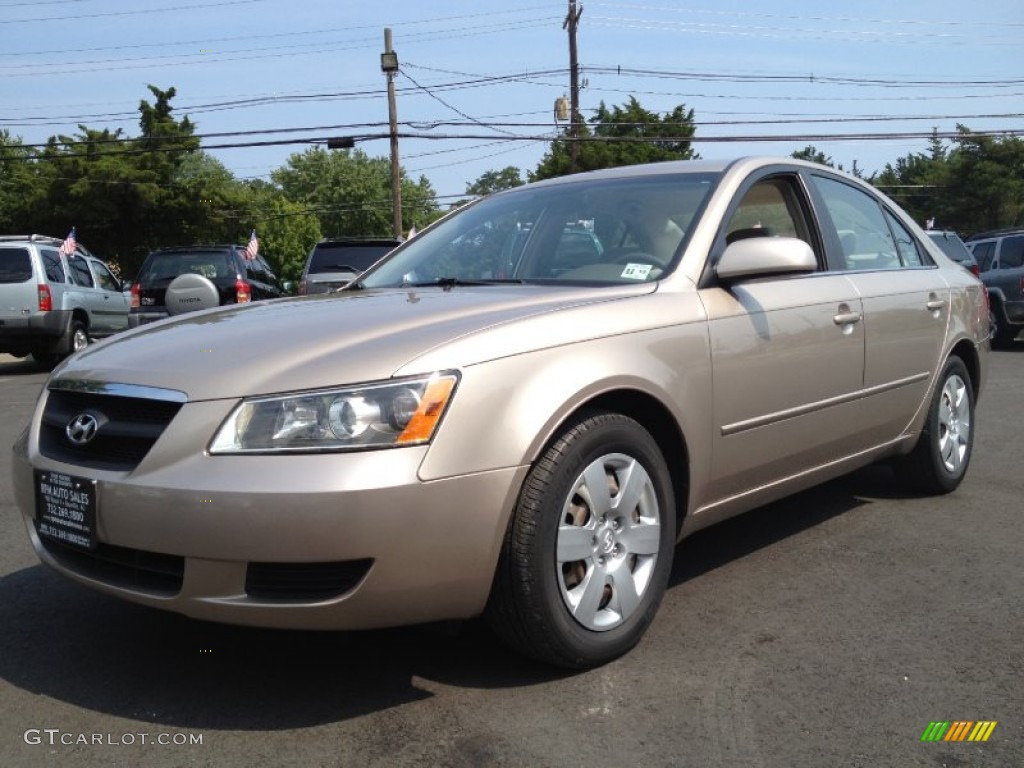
38, 533, 184, 596
245, 559, 373, 601
39, 389, 182, 471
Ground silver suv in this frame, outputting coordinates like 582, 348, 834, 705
966, 229, 1024, 347
0, 234, 128, 365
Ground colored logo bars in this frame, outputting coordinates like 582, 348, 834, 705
921, 721, 997, 742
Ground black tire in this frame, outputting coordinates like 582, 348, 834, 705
893, 357, 974, 494
989, 300, 1019, 348
486, 410, 676, 669
66, 320, 89, 357
993, 321, 1020, 348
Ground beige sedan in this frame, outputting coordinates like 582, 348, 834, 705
12, 157, 990, 668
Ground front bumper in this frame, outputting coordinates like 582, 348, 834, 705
12, 417, 527, 630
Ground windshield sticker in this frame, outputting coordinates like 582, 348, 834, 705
620, 263, 652, 280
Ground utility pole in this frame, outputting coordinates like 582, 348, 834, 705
564, 1, 583, 173
381, 28, 403, 239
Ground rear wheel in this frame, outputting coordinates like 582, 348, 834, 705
990, 300, 1019, 348
487, 411, 675, 669
68, 321, 89, 355
894, 356, 974, 494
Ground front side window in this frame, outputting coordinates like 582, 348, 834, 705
723, 176, 811, 246
360, 173, 718, 287
91, 261, 120, 292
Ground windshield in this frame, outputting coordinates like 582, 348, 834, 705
140, 251, 236, 283
309, 243, 396, 274
927, 232, 972, 263
360, 173, 718, 288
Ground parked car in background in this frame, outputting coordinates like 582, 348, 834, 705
129, 244, 284, 328
13, 157, 989, 669
926, 229, 979, 276
298, 237, 401, 294
0, 234, 128, 365
965, 228, 1024, 347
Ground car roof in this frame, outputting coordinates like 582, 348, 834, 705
148, 244, 243, 253
965, 227, 1024, 241
315, 238, 403, 246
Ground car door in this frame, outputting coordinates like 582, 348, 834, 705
89, 258, 129, 332
808, 173, 950, 445
700, 172, 867, 502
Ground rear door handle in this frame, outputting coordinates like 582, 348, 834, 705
833, 310, 862, 326
926, 297, 946, 311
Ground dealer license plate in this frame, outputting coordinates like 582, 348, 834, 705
35, 470, 97, 550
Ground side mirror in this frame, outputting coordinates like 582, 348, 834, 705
715, 236, 817, 282
281, 281, 296, 295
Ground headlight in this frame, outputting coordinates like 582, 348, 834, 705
209, 372, 459, 454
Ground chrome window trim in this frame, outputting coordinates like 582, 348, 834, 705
48, 379, 188, 403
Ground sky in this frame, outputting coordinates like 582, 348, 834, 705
1, 0, 1022, 213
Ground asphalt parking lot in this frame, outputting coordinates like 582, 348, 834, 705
0, 348, 1021, 768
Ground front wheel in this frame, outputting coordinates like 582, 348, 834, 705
893, 356, 974, 494
487, 411, 676, 669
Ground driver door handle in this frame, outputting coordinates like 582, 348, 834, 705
833, 308, 862, 326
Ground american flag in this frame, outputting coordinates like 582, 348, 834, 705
59, 227, 77, 256
244, 230, 259, 260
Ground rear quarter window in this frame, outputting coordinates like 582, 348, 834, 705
41, 248, 66, 282
999, 235, 1024, 269
0, 247, 33, 283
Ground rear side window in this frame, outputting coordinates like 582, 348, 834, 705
971, 241, 996, 271
41, 248, 66, 282
68, 255, 94, 287
928, 233, 972, 263
812, 175, 906, 271
883, 210, 924, 267
0, 247, 33, 283
999, 235, 1024, 269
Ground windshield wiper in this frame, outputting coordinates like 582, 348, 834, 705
404, 277, 525, 288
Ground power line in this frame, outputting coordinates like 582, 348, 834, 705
0, 0, 265, 24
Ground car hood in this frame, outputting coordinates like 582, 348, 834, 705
54, 284, 658, 401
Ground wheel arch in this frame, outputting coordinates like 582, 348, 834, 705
548, 388, 691, 537
70, 307, 90, 329
948, 338, 982, 403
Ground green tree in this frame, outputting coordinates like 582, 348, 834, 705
240, 181, 322, 283
945, 127, 1024, 232
869, 127, 1024, 234
531, 97, 699, 181
467, 166, 523, 196
9, 85, 206, 277
0, 129, 50, 233
448, 166, 525, 209
271, 146, 438, 237
791, 145, 835, 167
